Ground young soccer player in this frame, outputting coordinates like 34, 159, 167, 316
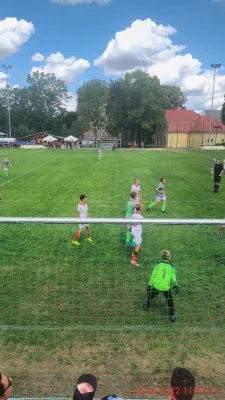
143, 250, 179, 322
213, 158, 223, 192
97, 149, 103, 161
72, 195, 93, 246
125, 191, 138, 246
209, 156, 215, 176
112, 142, 116, 151
131, 178, 141, 201
146, 177, 166, 213
1, 156, 12, 179
130, 203, 144, 266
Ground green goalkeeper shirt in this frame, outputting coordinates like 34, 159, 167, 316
149, 261, 178, 291
125, 200, 134, 216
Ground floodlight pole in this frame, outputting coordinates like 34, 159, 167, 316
1, 64, 12, 137
209, 64, 221, 145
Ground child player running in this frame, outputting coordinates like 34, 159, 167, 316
97, 148, 103, 161
131, 178, 141, 201
125, 191, 138, 246
146, 177, 167, 213
1, 156, 12, 179
72, 194, 93, 246
209, 156, 216, 177
130, 203, 144, 266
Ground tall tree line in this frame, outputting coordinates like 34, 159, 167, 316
0, 70, 187, 142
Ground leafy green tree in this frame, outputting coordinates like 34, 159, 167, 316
69, 120, 83, 138
27, 71, 69, 116
63, 111, 78, 131
107, 70, 166, 143
221, 97, 225, 125
161, 85, 187, 110
77, 80, 107, 137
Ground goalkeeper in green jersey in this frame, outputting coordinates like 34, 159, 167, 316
144, 250, 179, 322
125, 191, 138, 246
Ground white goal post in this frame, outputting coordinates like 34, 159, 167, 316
96, 138, 121, 149
0, 217, 224, 225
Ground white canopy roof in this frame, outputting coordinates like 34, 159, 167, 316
64, 135, 78, 142
44, 135, 57, 142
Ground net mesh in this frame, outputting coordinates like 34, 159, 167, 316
96, 139, 121, 149
0, 221, 224, 399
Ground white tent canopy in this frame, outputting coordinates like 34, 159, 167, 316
0, 132, 7, 136
64, 135, 78, 142
44, 135, 57, 142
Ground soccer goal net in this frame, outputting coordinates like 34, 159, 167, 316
96, 138, 121, 149
0, 217, 224, 400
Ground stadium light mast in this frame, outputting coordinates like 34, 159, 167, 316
209, 63, 221, 144
1, 64, 12, 137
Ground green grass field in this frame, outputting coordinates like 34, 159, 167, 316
0, 148, 225, 399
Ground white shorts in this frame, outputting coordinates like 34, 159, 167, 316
3, 167, 8, 172
156, 195, 166, 202
79, 223, 89, 229
132, 231, 142, 245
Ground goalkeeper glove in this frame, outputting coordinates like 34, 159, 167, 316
173, 285, 179, 294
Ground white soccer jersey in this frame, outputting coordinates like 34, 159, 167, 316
131, 212, 144, 235
98, 150, 103, 157
131, 184, 140, 197
223, 160, 225, 170
78, 203, 88, 219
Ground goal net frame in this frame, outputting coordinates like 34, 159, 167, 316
1, 216, 224, 400
96, 138, 121, 149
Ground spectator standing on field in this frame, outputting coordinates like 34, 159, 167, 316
112, 141, 116, 151
214, 158, 223, 192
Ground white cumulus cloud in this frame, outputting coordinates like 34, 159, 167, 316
32, 52, 45, 62
94, 19, 182, 74
31, 52, 90, 84
95, 18, 225, 110
51, 0, 109, 5
0, 72, 7, 89
0, 17, 34, 60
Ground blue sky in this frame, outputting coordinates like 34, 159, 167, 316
0, 0, 225, 110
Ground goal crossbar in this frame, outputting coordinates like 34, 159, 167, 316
0, 217, 224, 225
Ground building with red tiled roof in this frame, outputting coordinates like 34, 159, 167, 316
153, 110, 225, 148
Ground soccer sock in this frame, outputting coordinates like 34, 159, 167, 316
126, 231, 131, 242
132, 251, 138, 261
148, 202, 156, 208
87, 230, 91, 238
162, 202, 166, 212
73, 232, 80, 242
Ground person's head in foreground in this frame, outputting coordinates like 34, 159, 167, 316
135, 203, 143, 212
0, 373, 13, 400
216, 158, 221, 164
160, 249, 171, 262
169, 367, 195, 400
73, 374, 97, 400
101, 396, 125, 400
